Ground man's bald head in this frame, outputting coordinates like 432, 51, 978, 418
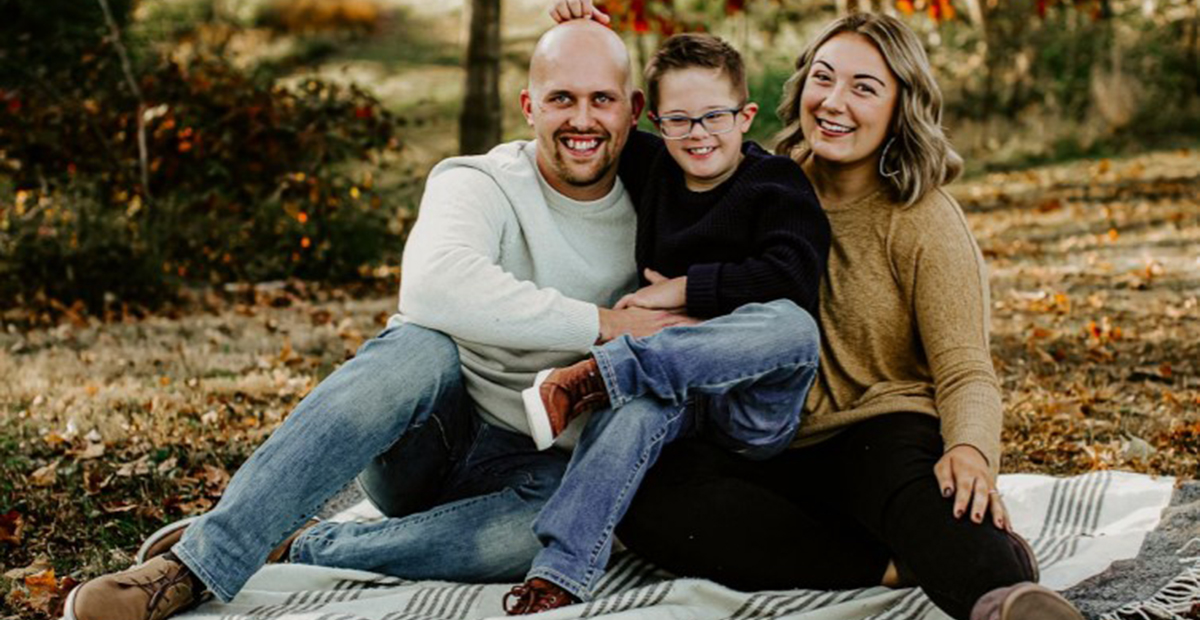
520, 20, 643, 201
529, 20, 635, 96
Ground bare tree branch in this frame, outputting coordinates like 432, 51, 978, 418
96, 0, 153, 205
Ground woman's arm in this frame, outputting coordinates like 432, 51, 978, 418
895, 190, 1008, 529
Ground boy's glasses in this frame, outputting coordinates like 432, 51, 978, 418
651, 107, 744, 140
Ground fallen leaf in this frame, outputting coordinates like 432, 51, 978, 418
156, 456, 178, 475
4, 557, 51, 580
25, 568, 60, 615
30, 461, 58, 487
1123, 435, 1157, 461
77, 442, 106, 460
201, 465, 230, 492
116, 455, 152, 477
83, 466, 111, 495
0, 510, 24, 546
101, 502, 138, 514
178, 497, 213, 515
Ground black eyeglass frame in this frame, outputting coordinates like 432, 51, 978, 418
649, 106, 746, 140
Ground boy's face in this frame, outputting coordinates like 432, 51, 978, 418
654, 67, 758, 192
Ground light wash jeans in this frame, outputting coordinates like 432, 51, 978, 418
172, 323, 570, 602
527, 300, 820, 600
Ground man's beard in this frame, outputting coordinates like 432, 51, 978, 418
550, 131, 615, 188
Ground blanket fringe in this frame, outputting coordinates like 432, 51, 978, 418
1102, 538, 1200, 620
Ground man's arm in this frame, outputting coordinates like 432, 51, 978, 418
400, 166, 601, 351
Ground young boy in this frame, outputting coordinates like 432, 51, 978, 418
505, 33, 831, 614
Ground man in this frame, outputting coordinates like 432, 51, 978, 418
65, 20, 689, 620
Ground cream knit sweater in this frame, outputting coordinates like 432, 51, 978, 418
393, 141, 638, 443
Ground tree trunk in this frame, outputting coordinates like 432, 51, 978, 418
459, 0, 502, 155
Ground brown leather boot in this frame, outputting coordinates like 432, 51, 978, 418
137, 517, 319, 564
521, 358, 609, 450
64, 554, 202, 620
503, 578, 580, 615
1007, 530, 1040, 582
970, 582, 1083, 620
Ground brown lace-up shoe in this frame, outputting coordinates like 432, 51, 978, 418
522, 358, 609, 450
970, 582, 1083, 620
137, 517, 319, 565
503, 578, 579, 615
64, 554, 203, 620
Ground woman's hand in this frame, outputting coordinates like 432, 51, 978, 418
934, 444, 1010, 531
549, 0, 612, 24
615, 269, 687, 312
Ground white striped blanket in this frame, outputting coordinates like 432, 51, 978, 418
174, 471, 1193, 620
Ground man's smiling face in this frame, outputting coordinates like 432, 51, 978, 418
521, 21, 643, 201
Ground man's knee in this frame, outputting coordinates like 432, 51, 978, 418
314, 324, 463, 438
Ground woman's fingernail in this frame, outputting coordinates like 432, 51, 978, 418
943, 487, 952, 497
955, 509, 963, 518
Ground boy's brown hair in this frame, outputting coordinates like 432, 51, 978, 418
644, 33, 748, 113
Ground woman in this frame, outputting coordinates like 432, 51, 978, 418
549, 5, 1083, 620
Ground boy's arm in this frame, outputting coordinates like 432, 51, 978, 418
399, 166, 600, 352
686, 158, 831, 318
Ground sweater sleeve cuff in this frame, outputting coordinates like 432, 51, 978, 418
558, 299, 602, 352
686, 263, 722, 318
941, 395, 1004, 477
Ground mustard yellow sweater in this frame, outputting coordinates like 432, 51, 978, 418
794, 187, 1004, 473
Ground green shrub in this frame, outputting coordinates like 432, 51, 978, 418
0, 48, 404, 315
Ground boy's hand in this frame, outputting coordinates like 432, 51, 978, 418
598, 306, 697, 342
615, 269, 687, 312
549, 0, 612, 25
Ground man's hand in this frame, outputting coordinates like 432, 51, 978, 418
615, 269, 687, 312
598, 306, 699, 343
549, 0, 611, 24
934, 444, 1010, 531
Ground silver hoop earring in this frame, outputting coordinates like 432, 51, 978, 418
879, 137, 900, 179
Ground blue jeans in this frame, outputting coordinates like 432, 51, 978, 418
527, 300, 820, 600
172, 323, 570, 602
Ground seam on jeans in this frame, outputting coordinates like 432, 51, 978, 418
368, 488, 514, 534
590, 347, 629, 408
526, 566, 592, 602
171, 542, 233, 603
586, 404, 685, 573
455, 422, 489, 474
700, 359, 818, 389
428, 412, 453, 454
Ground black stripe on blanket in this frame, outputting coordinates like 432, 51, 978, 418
1037, 472, 1112, 570
581, 581, 673, 617
402, 584, 484, 619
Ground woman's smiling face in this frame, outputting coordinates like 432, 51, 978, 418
799, 33, 899, 172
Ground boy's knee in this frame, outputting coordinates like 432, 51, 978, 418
765, 299, 817, 335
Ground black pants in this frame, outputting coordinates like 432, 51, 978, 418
616, 413, 1034, 620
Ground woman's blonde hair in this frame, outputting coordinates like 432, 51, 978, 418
774, 12, 962, 205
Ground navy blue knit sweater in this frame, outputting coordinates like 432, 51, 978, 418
617, 130, 830, 319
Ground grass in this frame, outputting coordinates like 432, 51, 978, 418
2, 146, 1199, 618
